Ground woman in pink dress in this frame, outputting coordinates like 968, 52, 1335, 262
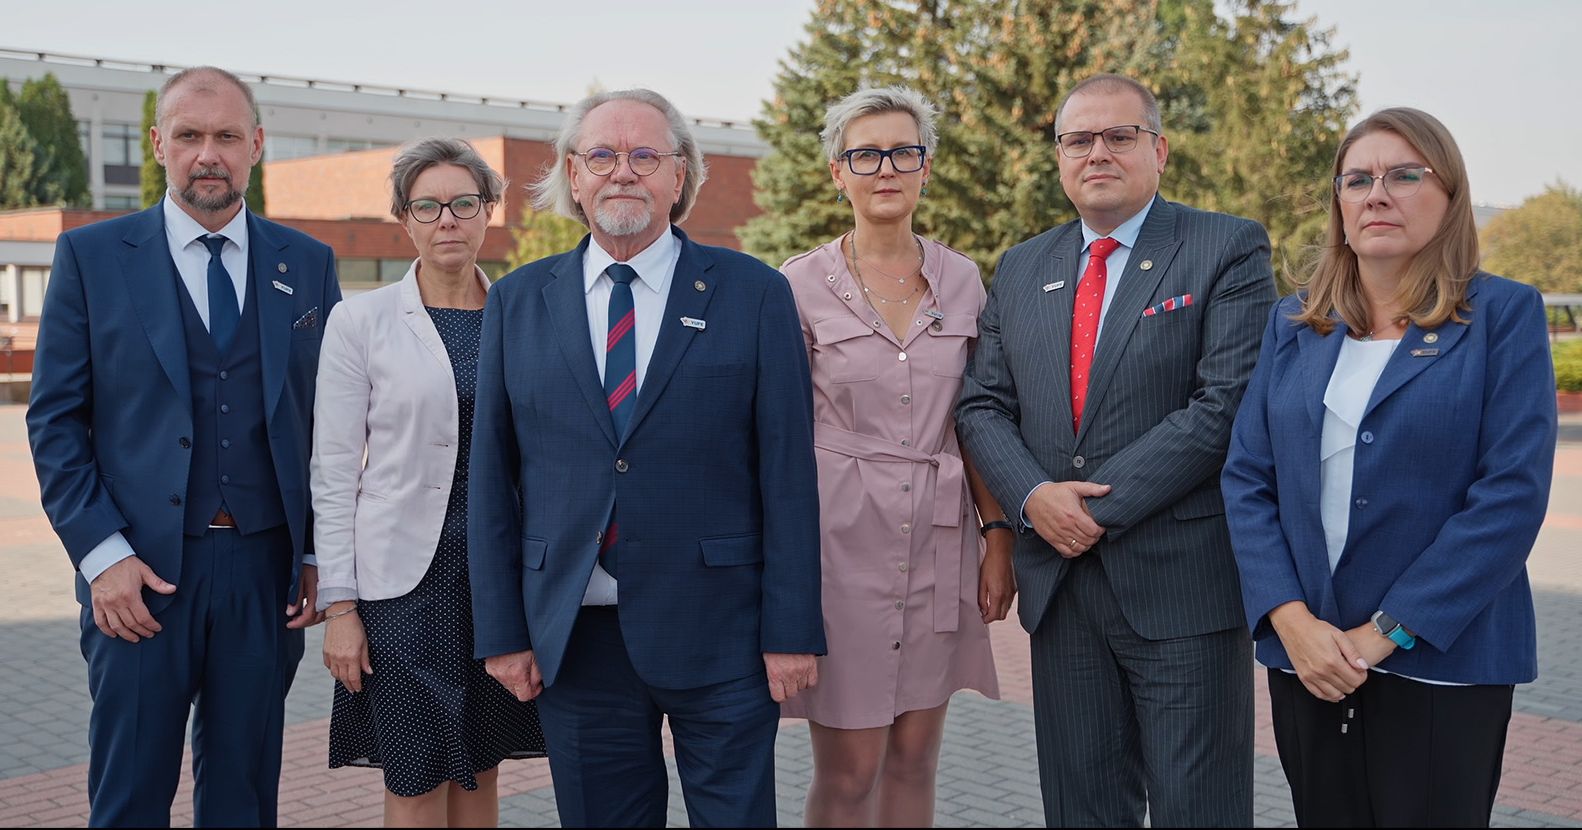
780, 86, 1016, 828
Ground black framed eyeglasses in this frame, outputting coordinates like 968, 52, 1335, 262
405, 194, 485, 223
839, 145, 927, 175
1055, 125, 1160, 158
575, 147, 683, 177
1333, 165, 1436, 203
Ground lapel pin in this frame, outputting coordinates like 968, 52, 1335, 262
1410, 348, 1439, 358
277, 262, 288, 273
923, 308, 944, 320
271, 280, 294, 295
1139, 259, 1153, 271
694, 280, 707, 292
1423, 332, 1439, 344
680, 316, 707, 331
1042, 281, 1066, 293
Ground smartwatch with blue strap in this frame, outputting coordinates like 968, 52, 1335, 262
1371, 610, 1416, 650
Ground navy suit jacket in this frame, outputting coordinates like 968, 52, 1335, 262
1222, 275, 1555, 684
468, 228, 825, 690
27, 204, 340, 610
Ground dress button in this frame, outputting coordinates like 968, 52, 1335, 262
1360, 431, 1374, 444
898, 352, 908, 362
892, 641, 901, 650
899, 562, 908, 572
900, 439, 910, 447
900, 394, 912, 405
219, 370, 229, 381
221, 475, 230, 485
220, 439, 231, 449
895, 600, 905, 610
169, 494, 182, 506
873, 320, 882, 328
219, 404, 230, 414
930, 321, 943, 332
1073, 455, 1085, 469
900, 482, 911, 492
178, 437, 191, 448
901, 523, 912, 533
615, 459, 629, 473
1354, 497, 1368, 509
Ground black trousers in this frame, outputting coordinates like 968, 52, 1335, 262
1267, 667, 1514, 828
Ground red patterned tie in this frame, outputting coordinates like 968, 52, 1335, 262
1070, 237, 1121, 433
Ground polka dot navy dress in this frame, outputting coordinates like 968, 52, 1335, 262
327, 305, 546, 797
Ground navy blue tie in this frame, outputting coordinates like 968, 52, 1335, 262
600, 263, 639, 577
201, 235, 240, 355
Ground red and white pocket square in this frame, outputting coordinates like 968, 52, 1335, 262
1141, 293, 1193, 317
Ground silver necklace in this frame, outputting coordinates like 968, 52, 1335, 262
850, 233, 924, 305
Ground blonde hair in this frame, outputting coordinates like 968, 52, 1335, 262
1293, 107, 1478, 335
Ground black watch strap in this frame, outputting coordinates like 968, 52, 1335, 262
980, 520, 1015, 537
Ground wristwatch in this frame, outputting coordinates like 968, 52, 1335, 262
979, 520, 1015, 537
1371, 610, 1416, 650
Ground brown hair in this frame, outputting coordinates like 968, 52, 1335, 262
1292, 107, 1478, 335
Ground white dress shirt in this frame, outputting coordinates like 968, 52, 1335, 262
1020, 199, 1157, 524
578, 229, 682, 605
79, 197, 312, 584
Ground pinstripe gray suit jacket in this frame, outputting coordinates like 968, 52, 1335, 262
958, 195, 1275, 640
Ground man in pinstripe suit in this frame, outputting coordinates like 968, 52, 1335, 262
957, 74, 1276, 826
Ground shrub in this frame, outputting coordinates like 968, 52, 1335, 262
1554, 339, 1582, 393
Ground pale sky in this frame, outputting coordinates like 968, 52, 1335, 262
7, 0, 1578, 206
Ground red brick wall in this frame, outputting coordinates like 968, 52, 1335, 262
0, 208, 127, 241
265, 137, 510, 228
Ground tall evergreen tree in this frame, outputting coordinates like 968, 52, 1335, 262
744, 0, 1355, 283
140, 90, 163, 208
17, 73, 89, 208
0, 81, 38, 209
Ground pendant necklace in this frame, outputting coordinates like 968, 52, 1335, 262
850, 232, 924, 305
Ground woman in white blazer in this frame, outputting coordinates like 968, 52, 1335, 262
312, 138, 544, 828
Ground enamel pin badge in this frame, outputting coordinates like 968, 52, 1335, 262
272, 280, 294, 295
1042, 281, 1066, 293
680, 317, 707, 331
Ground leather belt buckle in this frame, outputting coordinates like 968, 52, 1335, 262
208, 508, 237, 529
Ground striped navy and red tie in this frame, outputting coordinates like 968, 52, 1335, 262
600, 263, 639, 576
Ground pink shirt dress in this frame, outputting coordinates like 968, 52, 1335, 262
779, 235, 1000, 729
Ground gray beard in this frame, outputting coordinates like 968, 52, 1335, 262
179, 182, 243, 213
592, 194, 656, 238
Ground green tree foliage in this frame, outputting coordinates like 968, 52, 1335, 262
245, 97, 267, 215
507, 204, 587, 270
1481, 183, 1582, 295
743, 0, 1355, 284
0, 81, 38, 209
16, 73, 89, 208
140, 90, 162, 208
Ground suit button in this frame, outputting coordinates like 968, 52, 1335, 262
219, 370, 229, 381
221, 439, 231, 449
1073, 455, 1086, 469
219, 404, 230, 414
221, 475, 230, 485
615, 459, 629, 473
169, 494, 182, 506
178, 437, 191, 448
1360, 431, 1374, 444
1354, 498, 1368, 509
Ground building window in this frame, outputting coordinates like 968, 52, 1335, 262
103, 194, 140, 210
100, 122, 139, 167
378, 259, 409, 283
325, 137, 377, 155
21, 267, 49, 318
337, 258, 378, 284
264, 135, 321, 162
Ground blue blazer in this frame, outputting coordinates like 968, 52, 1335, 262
27, 204, 340, 610
1222, 274, 1555, 684
468, 228, 825, 690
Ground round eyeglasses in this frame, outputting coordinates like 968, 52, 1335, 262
1333, 165, 1436, 203
575, 147, 684, 177
405, 194, 484, 223
839, 145, 927, 176
1055, 125, 1160, 159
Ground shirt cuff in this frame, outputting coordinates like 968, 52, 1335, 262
79, 532, 137, 584
301, 554, 318, 567
315, 587, 358, 611
1020, 481, 1053, 529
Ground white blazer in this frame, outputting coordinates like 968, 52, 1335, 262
311, 261, 491, 608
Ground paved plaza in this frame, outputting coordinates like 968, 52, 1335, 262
1, 402, 1579, 827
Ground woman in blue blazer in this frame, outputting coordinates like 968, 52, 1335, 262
1222, 107, 1556, 827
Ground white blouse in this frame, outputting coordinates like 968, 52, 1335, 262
1319, 337, 1400, 573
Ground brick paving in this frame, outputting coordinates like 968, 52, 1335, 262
1, 402, 1579, 827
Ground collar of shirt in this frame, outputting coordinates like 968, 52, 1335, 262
162, 193, 250, 258
1079, 197, 1153, 256
583, 228, 679, 296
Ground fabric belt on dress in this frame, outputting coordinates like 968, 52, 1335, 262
813, 422, 966, 633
